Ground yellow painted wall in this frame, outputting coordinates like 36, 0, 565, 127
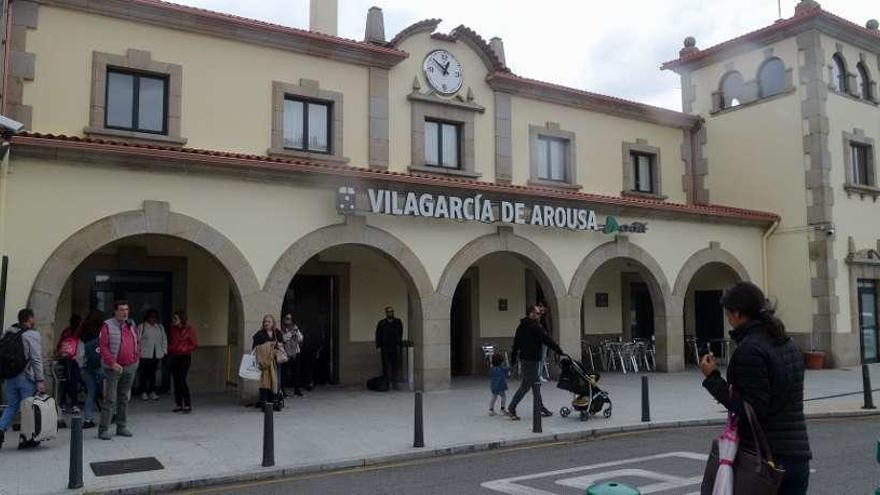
388, 32, 495, 180
583, 261, 623, 336
320, 245, 409, 343
509, 96, 686, 201
25, 6, 369, 159
475, 253, 526, 338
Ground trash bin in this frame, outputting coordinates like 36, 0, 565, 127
585, 482, 641, 495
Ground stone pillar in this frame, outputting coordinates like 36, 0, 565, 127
416, 294, 451, 390
655, 295, 685, 372
555, 295, 582, 359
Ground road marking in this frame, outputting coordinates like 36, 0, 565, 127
481, 451, 707, 495
556, 469, 703, 494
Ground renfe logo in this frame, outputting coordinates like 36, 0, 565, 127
336, 186, 648, 234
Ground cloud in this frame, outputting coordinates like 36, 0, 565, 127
172, 0, 879, 111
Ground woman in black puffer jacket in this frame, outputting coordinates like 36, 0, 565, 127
700, 281, 811, 495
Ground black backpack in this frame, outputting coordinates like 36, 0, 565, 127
0, 327, 30, 379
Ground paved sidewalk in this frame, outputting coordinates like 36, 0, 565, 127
0, 366, 878, 495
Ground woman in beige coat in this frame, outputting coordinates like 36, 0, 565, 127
251, 315, 281, 409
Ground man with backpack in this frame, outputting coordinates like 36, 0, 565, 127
0, 308, 45, 450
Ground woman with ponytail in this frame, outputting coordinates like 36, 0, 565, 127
700, 281, 811, 495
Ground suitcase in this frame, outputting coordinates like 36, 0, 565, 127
19, 394, 58, 443
366, 376, 389, 392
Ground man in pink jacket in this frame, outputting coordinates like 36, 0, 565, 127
97, 300, 140, 440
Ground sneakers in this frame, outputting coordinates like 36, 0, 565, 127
83, 420, 96, 429
540, 408, 553, 417
149, 392, 159, 401
98, 429, 112, 440
539, 377, 548, 383
116, 427, 133, 437
508, 408, 521, 421
183, 407, 192, 414
140, 393, 149, 401
173, 406, 184, 413
0, 430, 4, 449
17, 438, 39, 450
489, 409, 497, 416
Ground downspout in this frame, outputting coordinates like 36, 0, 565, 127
1, 0, 13, 115
761, 218, 780, 294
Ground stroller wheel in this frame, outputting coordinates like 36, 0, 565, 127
579, 411, 589, 422
560, 407, 571, 418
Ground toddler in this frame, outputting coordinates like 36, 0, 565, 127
488, 353, 509, 416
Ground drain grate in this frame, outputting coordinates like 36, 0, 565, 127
90, 456, 165, 477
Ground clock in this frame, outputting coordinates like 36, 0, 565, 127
423, 49, 463, 95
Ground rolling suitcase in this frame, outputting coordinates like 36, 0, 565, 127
19, 394, 58, 444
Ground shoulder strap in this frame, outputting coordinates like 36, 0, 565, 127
742, 401, 775, 463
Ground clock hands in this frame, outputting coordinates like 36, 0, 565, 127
431, 58, 449, 75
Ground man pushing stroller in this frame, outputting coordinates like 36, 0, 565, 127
507, 305, 564, 421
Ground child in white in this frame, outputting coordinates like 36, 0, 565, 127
488, 353, 509, 416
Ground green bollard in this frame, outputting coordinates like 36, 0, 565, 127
586, 482, 641, 495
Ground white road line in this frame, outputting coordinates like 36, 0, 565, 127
480, 451, 708, 494
556, 469, 702, 494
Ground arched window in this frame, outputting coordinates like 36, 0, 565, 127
831, 53, 847, 92
720, 71, 744, 109
857, 62, 873, 100
758, 57, 786, 97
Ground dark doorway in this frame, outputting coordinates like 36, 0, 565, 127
282, 275, 339, 385
90, 270, 173, 326
858, 280, 879, 364
695, 290, 725, 355
630, 282, 655, 340
450, 278, 472, 376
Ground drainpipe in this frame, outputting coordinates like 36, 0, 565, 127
761, 219, 780, 293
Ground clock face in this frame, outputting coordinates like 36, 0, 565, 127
423, 49, 463, 95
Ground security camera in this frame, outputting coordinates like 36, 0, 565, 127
825, 227, 835, 237
0, 114, 24, 137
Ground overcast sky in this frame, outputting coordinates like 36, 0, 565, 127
174, 0, 877, 111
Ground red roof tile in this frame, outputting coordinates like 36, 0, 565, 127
11, 133, 778, 225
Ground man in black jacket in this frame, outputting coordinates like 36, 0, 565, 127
375, 306, 403, 390
508, 305, 563, 420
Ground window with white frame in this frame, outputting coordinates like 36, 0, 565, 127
831, 53, 848, 93
424, 119, 460, 169
857, 62, 873, 100
537, 135, 568, 182
631, 151, 656, 193
283, 97, 331, 153
851, 142, 874, 186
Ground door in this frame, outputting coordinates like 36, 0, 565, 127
858, 280, 879, 363
695, 290, 725, 356
450, 278, 472, 376
630, 282, 655, 340
282, 275, 339, 385
90, 270, 172, 326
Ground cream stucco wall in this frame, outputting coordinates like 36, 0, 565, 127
475, 253, 526, 338
24, 6, 370, 159
509, 96, 686, 201
583, 260, 623, 336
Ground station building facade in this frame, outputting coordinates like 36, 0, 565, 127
0, 0, 871, 395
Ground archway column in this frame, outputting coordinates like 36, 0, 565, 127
555, 295, 582, 359
418, 293, 452, 390
655, 295, 684, 372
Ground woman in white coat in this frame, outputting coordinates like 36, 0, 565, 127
137, 309, 167, 401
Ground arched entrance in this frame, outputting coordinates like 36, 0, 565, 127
569, 237, 678, 371
263, 216, 434, 389
436, 228, 568, 380
28, 202, 260, 395
674, 245, 750, 365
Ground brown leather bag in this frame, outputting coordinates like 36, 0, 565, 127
701, 402, 785, 494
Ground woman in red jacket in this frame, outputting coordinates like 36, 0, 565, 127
168, 311, 198, 413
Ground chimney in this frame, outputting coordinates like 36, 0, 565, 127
867, 19, 879, 31
794, 0, 821, 16
364, 6, 385, 44
489, 37, 506, 66
310, 0, 338, 36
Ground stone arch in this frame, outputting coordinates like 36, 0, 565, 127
672, 244, 751, 299
568, 236, 679, 371
27, 201, 262, 350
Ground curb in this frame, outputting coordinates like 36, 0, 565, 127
83, 408, 880, 495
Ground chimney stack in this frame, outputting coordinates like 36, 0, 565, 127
365, 6, 386, 44
489, 37, 506, 66
310, 0, 338, 36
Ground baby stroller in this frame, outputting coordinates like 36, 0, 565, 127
557, 355, 612, 421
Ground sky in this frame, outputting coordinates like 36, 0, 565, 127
173, 0, 878, 111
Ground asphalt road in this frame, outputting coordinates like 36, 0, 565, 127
179, 416, 879, 495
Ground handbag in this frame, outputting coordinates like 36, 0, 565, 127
274, 347, 289, 364
701, 402, 785, 495
238, 351, 261, 381
58, 336, 78, 358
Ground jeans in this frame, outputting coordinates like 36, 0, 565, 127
138, 358, 160, 395
80, 368, 103, 422
776, 456, 810, 495
169, 354, 192, 408
0, 373, 36, 430
99, 363, 137, 432
508, 360, 543, 412
62, 358, 81, 408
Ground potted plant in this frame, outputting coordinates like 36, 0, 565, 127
803, 333, 826, 370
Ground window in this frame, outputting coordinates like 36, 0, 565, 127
831, 54, 847, 92
424, 119, 460, 169
758, 57, 786, 97
631, 152, 655, 193
105, 69, 168, 134
536, 136, 568, 181
851, 142, 873, 186
283, 97, 331, 153
857, 62, 873, 100
719, 71, 744, 109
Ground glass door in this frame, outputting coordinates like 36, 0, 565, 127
858, 280, 879, 363
90, 270, 173, 326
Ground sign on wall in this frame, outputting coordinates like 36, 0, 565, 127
336, 186, 647, 234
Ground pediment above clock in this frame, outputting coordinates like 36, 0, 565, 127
389, 20, 509, 75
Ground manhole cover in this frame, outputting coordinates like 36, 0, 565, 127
90, 457, 164, 477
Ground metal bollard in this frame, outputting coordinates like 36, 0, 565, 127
641, 375, 650, 422
863, 364, 876, 410
262, 402, 274, 467
414, 391, 424, 448
67, 414, 83, 489
532, 383, 542, 433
